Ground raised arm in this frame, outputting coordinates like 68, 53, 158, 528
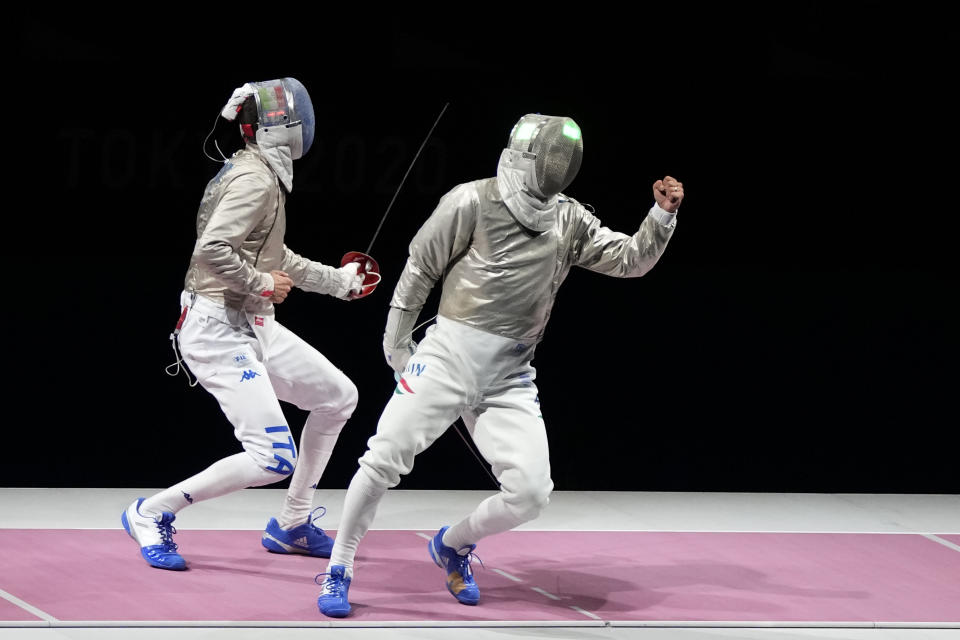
573, 176, 684, 277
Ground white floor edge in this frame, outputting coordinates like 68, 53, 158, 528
3, 621, 960, 629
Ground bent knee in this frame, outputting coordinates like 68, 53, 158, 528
358, 442, 409, 490
504, 477, 553, 520
308, 375, 358, 421
355, 461, 396, 493
339, 378, 359, 415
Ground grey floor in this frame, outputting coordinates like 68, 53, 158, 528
1, 489, 958, 640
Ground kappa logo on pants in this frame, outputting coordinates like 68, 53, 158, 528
240, 369, 260, 382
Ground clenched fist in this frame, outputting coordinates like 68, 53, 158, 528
653, 176, 684, 213
269, 270, 294, 304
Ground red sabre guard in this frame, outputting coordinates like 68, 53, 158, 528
341, 251, 381, 299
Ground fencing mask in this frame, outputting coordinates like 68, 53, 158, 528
224, 77, 315, 192
497, 114, 583, 232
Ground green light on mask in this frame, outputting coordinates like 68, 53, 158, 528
514, 122, 537, 140
562, 122, 581, 140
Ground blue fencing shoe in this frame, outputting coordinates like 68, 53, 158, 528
316, 565, 352, 618
428, 526, 480, 605
121, 498, 186, 571
262, 506, 334, 557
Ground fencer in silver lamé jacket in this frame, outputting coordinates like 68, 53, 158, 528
389, 178, 677, 345
183, 144, 345, 315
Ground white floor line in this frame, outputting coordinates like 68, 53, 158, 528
530, 587, 561, 601
2, 620, 958, 630
570, 606, 603, 621
606, 621, 960, 629
411, 532, 603, 623
0, 620, 606, 629
491, 569, 522, 583
923, 534, 960, 553
0, 588, 58, 623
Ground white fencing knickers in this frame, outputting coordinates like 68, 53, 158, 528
141, 291, 357, 517
328, 316, 552, 572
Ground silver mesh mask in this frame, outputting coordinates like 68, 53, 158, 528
507, 114, 583, 198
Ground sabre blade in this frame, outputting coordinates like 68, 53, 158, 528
365, 102, 450, 256
452, 419, 500, 489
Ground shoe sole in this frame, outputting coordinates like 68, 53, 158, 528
261, 532, 332, 558
317, 600, 351, 618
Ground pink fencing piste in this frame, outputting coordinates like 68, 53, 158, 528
1, 529, 959, 624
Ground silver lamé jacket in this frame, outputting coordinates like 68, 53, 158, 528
391, 178, 677, 344
183, 144, 339, 315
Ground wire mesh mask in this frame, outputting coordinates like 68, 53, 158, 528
507, 114, 583, 198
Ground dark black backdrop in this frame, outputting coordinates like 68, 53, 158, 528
9, 6, 956, 492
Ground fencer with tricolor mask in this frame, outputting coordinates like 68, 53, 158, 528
176, 78, 364, 488
221, 77, 315, 192
320, 113, 681, 616
122, 78, 369, 572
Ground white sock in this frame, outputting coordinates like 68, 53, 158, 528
277, 412, 345, 529
140, 452, 279, 516
326, 467, 388, 574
